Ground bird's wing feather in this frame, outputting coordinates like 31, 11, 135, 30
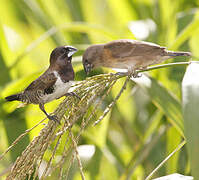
24, 72, 57, 92
104, 40, 166, 58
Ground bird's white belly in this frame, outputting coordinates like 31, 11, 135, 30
109, 60, 137, 70
42, 72, 72, 103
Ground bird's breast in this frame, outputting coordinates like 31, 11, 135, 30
42, 71, 72, 103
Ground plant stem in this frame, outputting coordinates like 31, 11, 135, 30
94, 75, 131, 126
138, 61, 195, 73
145, 140, 186, 180
114, 61, 197, 79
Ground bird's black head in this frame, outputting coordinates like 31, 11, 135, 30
50, 46, 77, 65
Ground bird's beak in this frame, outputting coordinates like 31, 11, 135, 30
67, 46, 78, 57
84, 63, 92, 75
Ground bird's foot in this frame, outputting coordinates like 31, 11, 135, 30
132, 72, 142, 78
115, 71, 142, 78
128, 70, 142, 78
115, 72, 129, 76
65, 92, 81, 100
47, 115, 60, 124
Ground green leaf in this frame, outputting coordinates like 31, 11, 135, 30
143, 110, 163, 141
86, 147, 102, 179
132, 75, 184, 136
111, 78, 136, 123
171, 11, 199, 50
182, 61, 199, 178
84, 109, 111, 148
166, 127, 181, 174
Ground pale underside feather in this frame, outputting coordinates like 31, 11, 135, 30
42, 71, 72, 103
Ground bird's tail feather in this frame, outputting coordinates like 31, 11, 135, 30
167, 51, 191, 57
5, 94, 21, 102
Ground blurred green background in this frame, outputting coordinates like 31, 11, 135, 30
0, 0, 199, 179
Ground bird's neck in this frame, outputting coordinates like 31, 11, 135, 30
50, 63, 74, 82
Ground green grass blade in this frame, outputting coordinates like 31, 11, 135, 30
0, 26, 30, 161
182, 61, 199, 178
171, 12, 199, 50
166, 127, 181, 174
133, 75, 184, 136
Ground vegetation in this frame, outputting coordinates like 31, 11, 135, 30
0, 0, 199, 179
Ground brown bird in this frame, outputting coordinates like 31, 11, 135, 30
5, 46, 78, 123
83, 39, 191, 76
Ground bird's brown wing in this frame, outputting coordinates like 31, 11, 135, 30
24, 72, 57, 93
104, 39, 166, 58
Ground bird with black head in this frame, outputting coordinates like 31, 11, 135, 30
5, 46, 79, 123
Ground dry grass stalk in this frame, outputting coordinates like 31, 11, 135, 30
66, 117, 85, 180
4, 73, 127, 179
94, 75, 132, 125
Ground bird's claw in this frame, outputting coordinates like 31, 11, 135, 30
132, 72, 142, 78
115, 71, 142, 78
115, 72, 129, 76
48, 115, 60, 124
66, 92, 81, 100
128, 70, 142, 78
